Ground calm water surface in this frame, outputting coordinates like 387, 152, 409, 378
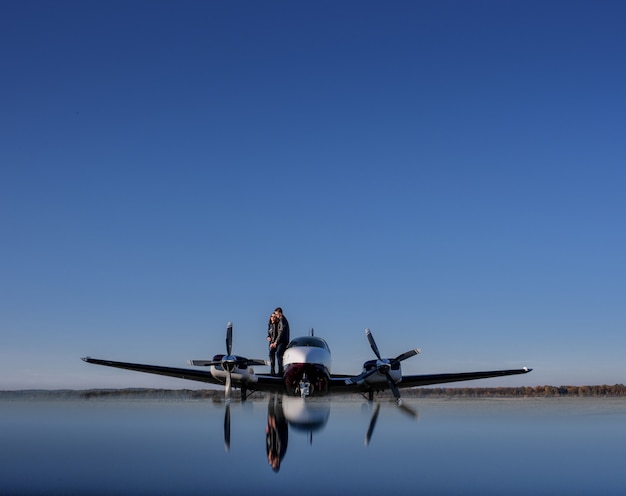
2, 396, 625, 495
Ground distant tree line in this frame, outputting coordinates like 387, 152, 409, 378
0, 389, 225, 400
78, 388, 223, 400
402, 384, 626, 398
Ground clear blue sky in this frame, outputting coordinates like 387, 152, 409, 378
2, 1, 625, 390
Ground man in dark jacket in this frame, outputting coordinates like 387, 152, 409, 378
271, 307, 290, 375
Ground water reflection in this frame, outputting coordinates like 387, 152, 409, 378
266, 395, 288, 471
224, 394, 418, 472
282, 395, 331, 439
4, 397, 626, 494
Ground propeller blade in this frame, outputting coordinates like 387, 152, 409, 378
224, 402, 231, 452
365, 328, 382, 360
241, 358, 270, 367
226, 322, 233, 356
361, 367, 381, 381
393, 348, 421, 363
225, 371, 232, 400
385, 371, 402, 400
345, 367, 379, 385
365, 403, 381, 446
188, 359, 221, 367
397, 400, 418, 419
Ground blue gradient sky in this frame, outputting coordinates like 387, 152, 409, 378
2, 1, 625, 389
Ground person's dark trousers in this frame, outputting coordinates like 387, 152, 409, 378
276, 342, 287, 374
269, 347, 276, 375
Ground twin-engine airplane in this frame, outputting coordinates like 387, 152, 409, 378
82, 322, 531, 404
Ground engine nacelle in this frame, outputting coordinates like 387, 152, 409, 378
361, 359, 402, 385
210, 366, 259, 384
209, 354, 259, 384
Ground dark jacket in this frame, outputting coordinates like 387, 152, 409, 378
275, 315, 290, 345
267, 320, 277, 343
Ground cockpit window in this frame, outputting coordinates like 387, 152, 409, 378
286, 336, 330, 352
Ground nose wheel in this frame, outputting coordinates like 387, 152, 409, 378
298, 374, 311, 398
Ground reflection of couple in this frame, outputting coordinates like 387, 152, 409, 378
266, 394, 288, 472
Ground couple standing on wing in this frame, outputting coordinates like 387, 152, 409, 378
267, 307, 290, 376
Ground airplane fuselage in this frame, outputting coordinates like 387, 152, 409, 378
282, 336, 332, 397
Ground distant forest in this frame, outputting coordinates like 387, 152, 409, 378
404, 384, 626, 398
2, 384, 626, 400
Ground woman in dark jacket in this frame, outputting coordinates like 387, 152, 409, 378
267, 313, 278, 375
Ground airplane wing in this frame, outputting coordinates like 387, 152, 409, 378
81, 357, 226, 386
82, 357, 531, 395
396, 367, 532, 388
253, 374, 289, 393
82, 357, 287, 392
329, 367, 532, 394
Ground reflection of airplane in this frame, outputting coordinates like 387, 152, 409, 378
270, 396, 401, 465
82, 322, 532, 404
236, 395, 412, 468
282, 396, 330, 445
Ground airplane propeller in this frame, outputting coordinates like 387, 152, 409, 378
347, 328, 420, 407
189, 322, 268, 401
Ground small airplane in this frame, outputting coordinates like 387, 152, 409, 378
82, 322, 532, 404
